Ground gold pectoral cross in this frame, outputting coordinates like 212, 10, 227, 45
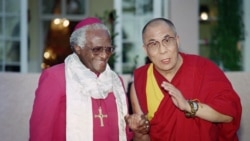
94, 107, 108, 127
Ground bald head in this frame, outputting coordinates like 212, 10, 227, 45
142, 18, 177, 37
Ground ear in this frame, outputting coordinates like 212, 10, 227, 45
73, 45, 81, 55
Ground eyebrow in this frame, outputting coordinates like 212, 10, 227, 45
147, 34, 172, 42
148, 39, 157, 42
164, 34, 174, 38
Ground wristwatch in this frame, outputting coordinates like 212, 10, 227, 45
184, 100, 199, 118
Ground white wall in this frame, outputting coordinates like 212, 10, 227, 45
169, 0, 199, 55
0, 73, 39, 141
225, 72, 250, 141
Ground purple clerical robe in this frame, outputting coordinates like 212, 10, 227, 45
29, 63, 132, 141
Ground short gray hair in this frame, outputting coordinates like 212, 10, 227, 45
69, 23, 110, 50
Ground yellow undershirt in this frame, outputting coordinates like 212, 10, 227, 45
146, 64, 164, 121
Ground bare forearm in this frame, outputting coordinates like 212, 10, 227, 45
161, 82, 234, 123
194, 103, 233, 123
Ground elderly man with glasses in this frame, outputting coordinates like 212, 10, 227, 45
126, 18, 242, 141
29, 17, 146, 141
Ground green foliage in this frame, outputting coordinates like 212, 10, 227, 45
97, 10, 118, 69
210, 0, 244, 71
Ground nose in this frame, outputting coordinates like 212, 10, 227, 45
99, 49, 110, 59
158, 43, 168, 53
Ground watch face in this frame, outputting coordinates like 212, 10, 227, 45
193, 101, 198, 111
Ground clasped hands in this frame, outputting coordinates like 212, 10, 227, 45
125, 114, 150, 135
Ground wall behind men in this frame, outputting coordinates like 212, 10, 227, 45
169, 0, 199, 55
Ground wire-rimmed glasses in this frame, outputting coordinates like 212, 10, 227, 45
86, 46, 115, 56
145, 35, 176, 54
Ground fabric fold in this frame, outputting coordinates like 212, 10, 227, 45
65, 53, 127, 141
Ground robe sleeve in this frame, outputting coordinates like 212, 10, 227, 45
29, 67, 66, 141
199, 60, 242, 141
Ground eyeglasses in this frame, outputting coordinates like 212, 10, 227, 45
145, 35, 176, 54
86, 46, 115, 55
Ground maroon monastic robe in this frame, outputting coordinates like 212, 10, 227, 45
134, 53, 242, 141
29, 63, 132, 141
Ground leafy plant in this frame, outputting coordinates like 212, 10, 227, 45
210, 0, 244, 71
97, 10, 118, 69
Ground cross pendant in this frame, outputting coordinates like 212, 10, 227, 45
94, 107, 108, 127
